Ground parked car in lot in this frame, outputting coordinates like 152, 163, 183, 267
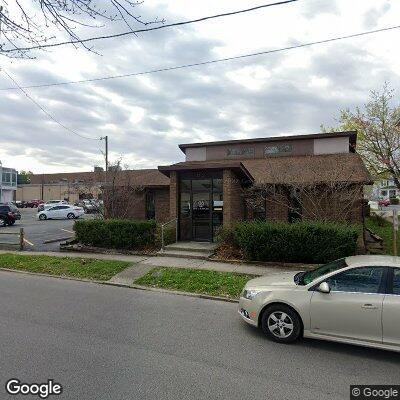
0, 203, 22, 226
37, 200, 68, 212
239, 255, 400, 352
74, 199, 100, 213
378, 198, 391, 207
26, 199, 43, 208
14, 201, 27, 208
37, 205, 84, 220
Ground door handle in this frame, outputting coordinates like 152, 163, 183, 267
361, 304, 378, 309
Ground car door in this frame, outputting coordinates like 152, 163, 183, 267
57, 206, 70, 219
46, 206, 59, 219
310, 266, 386, 343
382, 268, 400, 347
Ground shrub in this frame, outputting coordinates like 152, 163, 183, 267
368, 213, 388, 227
233, 221, 359, 264
155, 224, 176, 247
214, 225, 237, 246
74, 219, 157, 250
390, 197, 399, 205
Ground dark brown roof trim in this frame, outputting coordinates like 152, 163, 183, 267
179, 131, 357, 154
158, 161, 254, 181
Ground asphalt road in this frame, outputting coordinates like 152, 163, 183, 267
0, 272, 399, 400
0, 208, 92, 251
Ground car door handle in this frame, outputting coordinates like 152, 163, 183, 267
361, 304, 378, 309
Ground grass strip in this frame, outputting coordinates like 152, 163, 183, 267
365, 216, 400, 255
135, 267, 255, 299
0, 253, 131, 281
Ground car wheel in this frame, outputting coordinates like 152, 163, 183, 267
0, 217, 6, 227
39, 214, 47, 220
261, 304, 302, 343
67, 213, 75, 219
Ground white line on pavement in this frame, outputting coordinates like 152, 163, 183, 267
61, 229, 74, 234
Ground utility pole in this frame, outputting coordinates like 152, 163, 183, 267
101, 136, 108, 218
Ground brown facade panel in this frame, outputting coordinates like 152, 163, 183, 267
266, 193, 289, 222
206, 138, 314, 161
223, 169, 244, 226
169, 171, 178, 220
154, 188, 170, 223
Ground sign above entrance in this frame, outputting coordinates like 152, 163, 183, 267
227, 147, 255, 158
264, 144, 293, 156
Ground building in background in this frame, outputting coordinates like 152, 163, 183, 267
372, 178, 400, 200
0, 162, 18, 203
18, 131, 371, 242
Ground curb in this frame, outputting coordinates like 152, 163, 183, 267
0, 267, 239, 304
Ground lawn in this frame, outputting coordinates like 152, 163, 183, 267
135, 267, 255, 299
0, 254, 131, 281
365, 215, 400, 255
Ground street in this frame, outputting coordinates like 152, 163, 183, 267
0, 272, 398, 400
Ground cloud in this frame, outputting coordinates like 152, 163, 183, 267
0, 0, 399, 173
363, 2, 391, 29
301, 0, 339, 18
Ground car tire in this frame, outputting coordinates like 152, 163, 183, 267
0, 217, 6, 227
39, 214, 47, 220
67, 213, 75, 219
261, 304, 302, 344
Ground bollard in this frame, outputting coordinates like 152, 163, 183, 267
19, 228, 24, 251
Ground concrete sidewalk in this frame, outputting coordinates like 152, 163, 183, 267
0, 250, 308, 286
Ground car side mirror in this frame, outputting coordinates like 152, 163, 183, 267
317, 282, 331, 294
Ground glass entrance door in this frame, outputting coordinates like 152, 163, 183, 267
179, 172, 223, 242
192, 191, 211, 241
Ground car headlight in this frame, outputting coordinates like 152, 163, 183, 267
242, 289, 260, 300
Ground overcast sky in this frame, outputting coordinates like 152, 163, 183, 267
0, 0, 399, 173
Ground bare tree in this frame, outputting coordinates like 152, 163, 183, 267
0, 0, 163, 58
102, 159, 146, 219
244, 156, 366, 223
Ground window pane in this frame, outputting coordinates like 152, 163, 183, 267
212, 178, 223, 193
192, 179, 211, 192
180, 192, 190, 217
303, 258, 347, 285
393, 268, 400, 295
327, 267, 385, 294
180, 180, 191, 192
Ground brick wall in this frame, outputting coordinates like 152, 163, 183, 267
223, 169, 244, 226
169, 171, 178, 220
266, 192, 289, 222
155, 188, 170, 223
105, 188, 146, 220
300, 185, 363, 224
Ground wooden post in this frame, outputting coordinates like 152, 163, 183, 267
19, 228, 24, 251
393, 210, 398, 256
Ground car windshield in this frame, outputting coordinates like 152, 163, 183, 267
297, 258, 347, 285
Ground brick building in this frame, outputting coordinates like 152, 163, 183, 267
18, 131, 371, 242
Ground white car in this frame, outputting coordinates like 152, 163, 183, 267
38, 200, 68, 212
239, 255, 400, 353
37, 205, 84, 220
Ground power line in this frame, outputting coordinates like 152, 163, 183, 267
1, 68, 101, 140
1, 24, 399, 91
1, 0, 298, 54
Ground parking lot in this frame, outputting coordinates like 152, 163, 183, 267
0, 208, 93, 251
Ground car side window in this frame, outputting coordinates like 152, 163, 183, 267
327, 267, 385, 294
59, 206, 69, 209
392, 268, 400, 295
49, 206, 60, 210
